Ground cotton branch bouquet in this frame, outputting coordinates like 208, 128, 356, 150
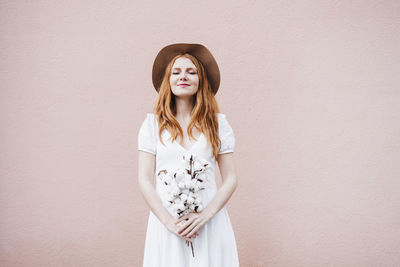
157, 153, 210, 257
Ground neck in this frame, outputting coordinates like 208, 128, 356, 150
174, 96, 195, 120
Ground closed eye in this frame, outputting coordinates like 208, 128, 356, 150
172, 72, 197, 75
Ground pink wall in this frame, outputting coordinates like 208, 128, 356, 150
1, 1, 400, 266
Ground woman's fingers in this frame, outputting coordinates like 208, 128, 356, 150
173, 220, 198, 242
180, 221, 197, 236
180, 230, 199, 241
186, 230, 199, 240
175, 217, 189, 224
177, 219, 193, 234
174, 214, 201, 240
176, 227, 192, 242
186, 225, 201, 238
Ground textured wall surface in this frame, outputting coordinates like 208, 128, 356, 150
1, 0, 400, 266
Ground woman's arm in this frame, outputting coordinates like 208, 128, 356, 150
138, 151, 173, 226
202, 152, 238, 218
138, 150, 199, 242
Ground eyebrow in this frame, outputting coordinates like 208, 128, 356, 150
172, 67, 197, 70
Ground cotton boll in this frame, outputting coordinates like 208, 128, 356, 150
182, 189, 190, 195
174, 197, 182, 205
177, 203, 185, 211
193, 161, 203, 171
165, 185, 173, 193
184, 173, 192, 181
170, 188, 179, 196
170, 205, 178, 214
166, 194, 175, 202
178, 181, 186, 189
174, 186, 181, 195
180, 194, 188, 201
171, 183, 179, 192
187, 196, 195, 204
175, 169, 186, 183
165, 184, 172, 193
185, 180, 193, 189
169, 179, 178, 187
194, 195, 202, 204
197, 204, 203, 211
176, 169, 186, 176
163, 174, 173, 184
170, 183, 179, 192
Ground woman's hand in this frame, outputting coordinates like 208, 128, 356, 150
175, 210, 213, 239
165, 218, 199, 243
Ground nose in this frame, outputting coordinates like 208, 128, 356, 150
179, 72, 188, 80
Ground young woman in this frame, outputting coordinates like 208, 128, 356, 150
138, 43, 240, 266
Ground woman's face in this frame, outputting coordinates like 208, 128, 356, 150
169, 56, 199, 99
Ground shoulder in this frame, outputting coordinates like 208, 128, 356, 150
139, 113, 157, 131
143, 113, 159, 131
216, 113, 234, 134
217, 113, 227, 121
144, 113, 156, 123
217, 112, 226, 118
216, 113, 235, 153
145, 113, 155, 119
138, 114, 157, 154
216, 113, 231, 124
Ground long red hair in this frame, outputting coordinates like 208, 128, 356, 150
153, 53, 222, 160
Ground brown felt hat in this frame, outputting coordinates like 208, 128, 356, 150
152, 43, 220, 95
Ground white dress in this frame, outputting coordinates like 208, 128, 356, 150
138, 113, 240, 267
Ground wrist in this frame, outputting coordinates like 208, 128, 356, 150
202, 207, 215, 221
161, 214, 174, 226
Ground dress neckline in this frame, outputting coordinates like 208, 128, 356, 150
150, 113, 205, 152
167, 130, 204, 152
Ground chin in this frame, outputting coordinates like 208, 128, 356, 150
173, 89, 197, 97
174, 93, 196, 98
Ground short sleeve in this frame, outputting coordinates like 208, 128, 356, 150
138, 113, 157, 155
218, 113, 235, 154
